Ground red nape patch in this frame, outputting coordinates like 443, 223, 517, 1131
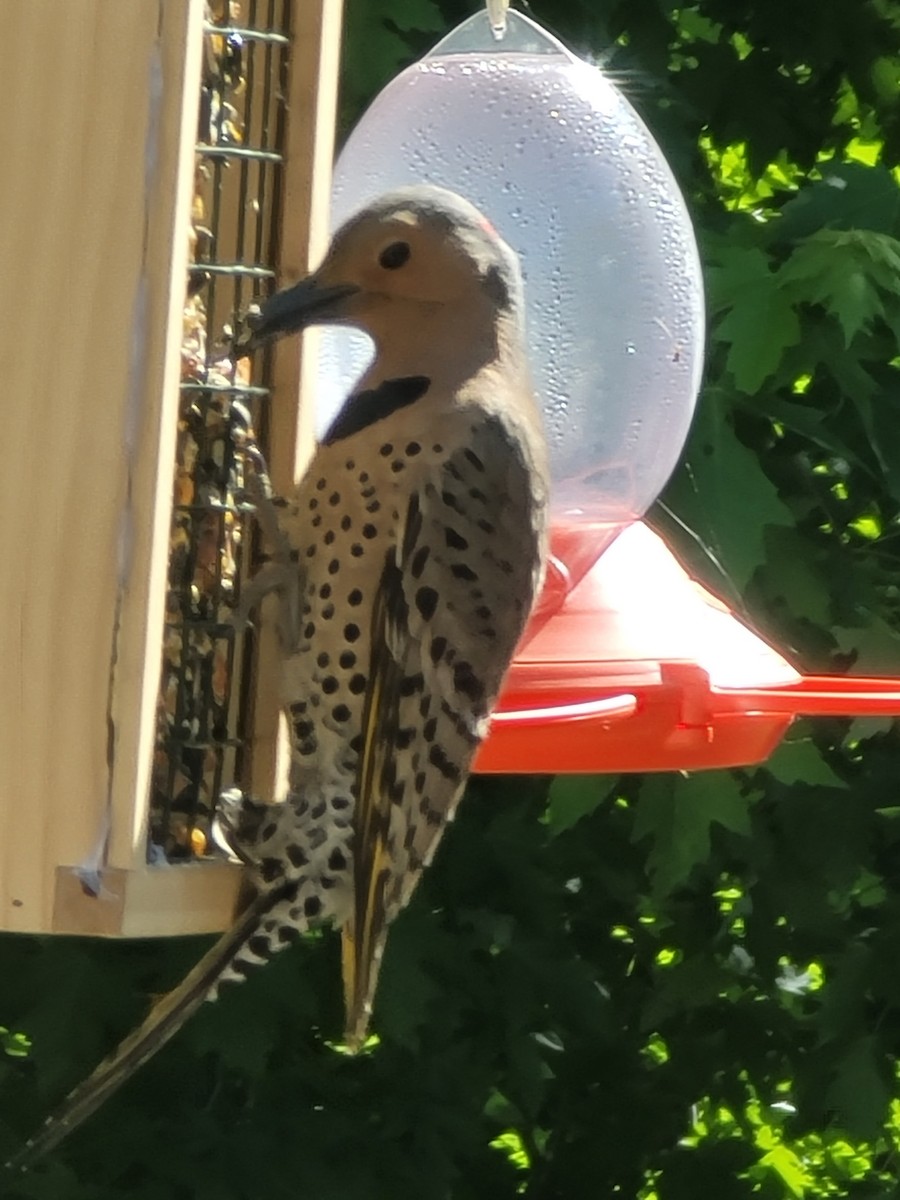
479, 217, 498, 238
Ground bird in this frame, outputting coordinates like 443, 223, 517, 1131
7, 184, 549, 1170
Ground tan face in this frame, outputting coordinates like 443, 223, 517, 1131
314, 209, 500, 319
239, 190, 518, 357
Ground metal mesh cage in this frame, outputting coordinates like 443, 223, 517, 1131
151, 0, 290, 861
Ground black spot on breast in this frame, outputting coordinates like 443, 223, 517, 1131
304, 895, 322, 919
348, 589, 362, 607
430, 636, 447, 663
286, 843, 308, 868
322, 376, 430, 445
321, 676, 339, 695
340, 651, 356, 668
464, 448, 485, 472
453, 660, 485, 703
396, 728, 414, 750
278, 924, 302, 944
333, 704, 351, 722
416, 587, 438, 620
445, 527, 468, 551
423, 717, 437, 742
260, 857, 284, 883
248, 935, 271, 959
380, 443, 393, 457
411, 545, 429, 578
429, 744, 461, 782
341, 515, 352, 531
316, 651, 330, 667
451, 563, 478, 582
406, 442, 421, 456
362, 523, 377, 539
328, 848, 347, 871
349, 673, 367, 694
400, 672, 424, 697
344, 623, 360, 642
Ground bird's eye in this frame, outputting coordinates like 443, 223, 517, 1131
379, 241, 411, 270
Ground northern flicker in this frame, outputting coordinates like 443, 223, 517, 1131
8, 185, 549, 1169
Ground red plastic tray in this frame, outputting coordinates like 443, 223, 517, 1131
476, 523, 900, 774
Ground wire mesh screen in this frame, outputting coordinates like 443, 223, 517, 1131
151, 0, 290, 861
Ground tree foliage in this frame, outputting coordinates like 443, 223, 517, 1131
5, 1, 900, 1196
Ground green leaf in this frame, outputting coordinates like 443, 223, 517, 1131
660, 396, 796, 592
755, 396, 870, 473
631, 773, 751, 897
765, 738, 847, 787
756, 1144, 809, 1198
340, 0, 444, 122
775, 163, 900, 240
758, 525, 834, 627
827, 1036, 891, 1138
833, 615, 900, 673
545, 775, 609, 836
778, 231, 894, 345
707, 245, 801, 392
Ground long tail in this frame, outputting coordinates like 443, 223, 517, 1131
6, 882, 290, 1172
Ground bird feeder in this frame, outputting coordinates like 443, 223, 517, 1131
1, 0, 343, 936
320, 5, 900, 771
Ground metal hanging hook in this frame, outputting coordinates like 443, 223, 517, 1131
485, 0, 509, 39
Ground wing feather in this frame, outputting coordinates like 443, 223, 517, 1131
341, 414, 546, 1049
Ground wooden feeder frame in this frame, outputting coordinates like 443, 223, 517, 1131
1, 0, 343, 938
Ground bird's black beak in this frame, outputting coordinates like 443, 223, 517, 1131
235, 277, 360, 358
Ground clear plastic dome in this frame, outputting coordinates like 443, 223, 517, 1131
317, 9, 704, 605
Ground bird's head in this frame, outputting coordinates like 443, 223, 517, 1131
238, 185, 522, 356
